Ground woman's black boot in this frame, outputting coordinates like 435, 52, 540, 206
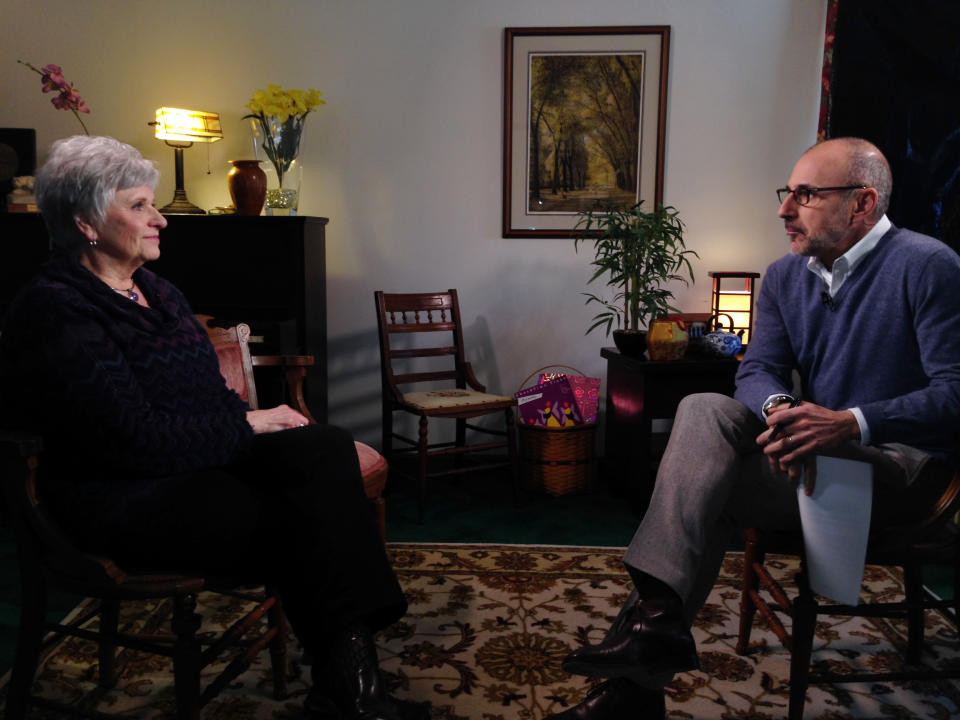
307, 624, 431, 720
316, 624, 400, 720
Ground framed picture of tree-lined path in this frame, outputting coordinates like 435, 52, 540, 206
502, 26, 670, 238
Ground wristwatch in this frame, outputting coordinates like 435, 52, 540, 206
762, 393, 795, 420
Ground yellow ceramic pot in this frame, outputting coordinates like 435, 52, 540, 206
647, 318, 689, 361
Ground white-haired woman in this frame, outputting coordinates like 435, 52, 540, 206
0, 136, 420, 720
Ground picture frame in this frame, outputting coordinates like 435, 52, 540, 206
0, 128, 37, 211
502, 26, 670, 238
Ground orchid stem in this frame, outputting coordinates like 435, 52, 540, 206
72, 110, 89, 135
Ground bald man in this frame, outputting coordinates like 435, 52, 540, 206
548, 138, 960, 720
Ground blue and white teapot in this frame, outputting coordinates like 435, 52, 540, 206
698, 313, 743, 357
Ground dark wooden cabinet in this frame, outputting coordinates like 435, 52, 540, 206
0, 213, 50, 318
601, 347, 738, 514
0, 212, 329, 422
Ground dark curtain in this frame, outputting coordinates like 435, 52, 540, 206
824, 0, 960, 254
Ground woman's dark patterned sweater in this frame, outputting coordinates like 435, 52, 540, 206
0, 254, 254, 510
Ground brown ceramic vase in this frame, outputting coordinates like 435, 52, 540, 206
227, 160, 267, 216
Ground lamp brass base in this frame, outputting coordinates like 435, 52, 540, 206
160, 189, 205, 215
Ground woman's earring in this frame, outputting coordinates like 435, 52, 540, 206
88, 239, 98, 248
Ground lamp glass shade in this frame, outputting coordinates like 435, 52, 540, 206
154, 107, 223, 144
709, 271, 760, 346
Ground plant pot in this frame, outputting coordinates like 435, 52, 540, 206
613, 329, 647, 358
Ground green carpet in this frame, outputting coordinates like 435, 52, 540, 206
382, 468, 640, 546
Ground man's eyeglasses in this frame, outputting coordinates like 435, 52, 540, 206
776, 185, 867, 206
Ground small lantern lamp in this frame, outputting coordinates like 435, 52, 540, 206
709, 271, 760, 346
150, 107, 223, 214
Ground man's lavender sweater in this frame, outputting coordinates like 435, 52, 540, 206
735, 224, 960, 458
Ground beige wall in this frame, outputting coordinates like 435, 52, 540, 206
1, 0, 828, 442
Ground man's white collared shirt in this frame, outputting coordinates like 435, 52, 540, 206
806, 215, 892, 296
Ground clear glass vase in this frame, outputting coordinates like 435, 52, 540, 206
251, 116, 304, 216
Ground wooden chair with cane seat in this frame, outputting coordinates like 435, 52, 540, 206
735, 462, 960, 720
0, 315, 389, 720
374, 289, 519, 522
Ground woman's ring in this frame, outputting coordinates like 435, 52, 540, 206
299, 423, 306, 427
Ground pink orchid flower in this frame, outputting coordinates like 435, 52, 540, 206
51, 87, 90, 114
19, 59, 91, 132
40, 64, 67, 90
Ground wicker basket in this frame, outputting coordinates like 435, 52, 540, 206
516, 365, 596, 496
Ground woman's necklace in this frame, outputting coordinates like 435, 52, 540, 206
111, 283, 140, 302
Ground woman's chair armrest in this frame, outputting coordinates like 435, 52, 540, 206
0, 430, 44, 459
251, 355, 317, 423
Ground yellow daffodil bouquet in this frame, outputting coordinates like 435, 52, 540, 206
244, 84, 325, 185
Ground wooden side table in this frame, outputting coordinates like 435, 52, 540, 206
601, 347, 739, 513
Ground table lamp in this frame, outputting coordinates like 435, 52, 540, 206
151, 107, 222, 214
708, 271, 760, 346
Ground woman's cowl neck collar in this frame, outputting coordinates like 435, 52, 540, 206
42, 254, 184, 336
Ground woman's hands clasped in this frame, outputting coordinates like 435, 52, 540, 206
246, 404, 311, 434
756, 401, 861, 495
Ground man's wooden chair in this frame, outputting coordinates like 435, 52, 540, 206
735, 464, 960, 719
374, 289, 518, 522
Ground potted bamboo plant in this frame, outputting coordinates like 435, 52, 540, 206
573, 202, 698, 357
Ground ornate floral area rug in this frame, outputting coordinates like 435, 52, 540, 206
1, 543, 958, 719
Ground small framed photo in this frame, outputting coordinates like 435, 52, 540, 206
502, 26, 670, 238
0, 128, 37, 210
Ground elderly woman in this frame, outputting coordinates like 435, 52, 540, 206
0, 136, 414, 720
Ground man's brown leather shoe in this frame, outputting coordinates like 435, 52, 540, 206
561, 598, 699, 679
545, 679, 665, 720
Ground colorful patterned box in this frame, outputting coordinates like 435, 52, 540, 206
537, 373, 601, 424
515, 375, 584, 428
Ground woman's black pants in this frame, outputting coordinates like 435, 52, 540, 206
52, 424, 407, 656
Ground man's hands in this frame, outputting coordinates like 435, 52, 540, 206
246, 405, 311, 435
756, 401, 861, 494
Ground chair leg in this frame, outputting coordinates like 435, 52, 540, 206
788, 568, 816, 720
455, 418, 466, 473
381, 403, 393, 463
171, 594, 203, 720
267, 589, 289, 700
953, 549, 960, 628
736, 531, 762, 655
6, 564, 46, 720
98, 598, 121, 688
505, 407, 520, 505
372, 497, 387, 543
417, 415, 429, 523
903, 562, 925, 664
